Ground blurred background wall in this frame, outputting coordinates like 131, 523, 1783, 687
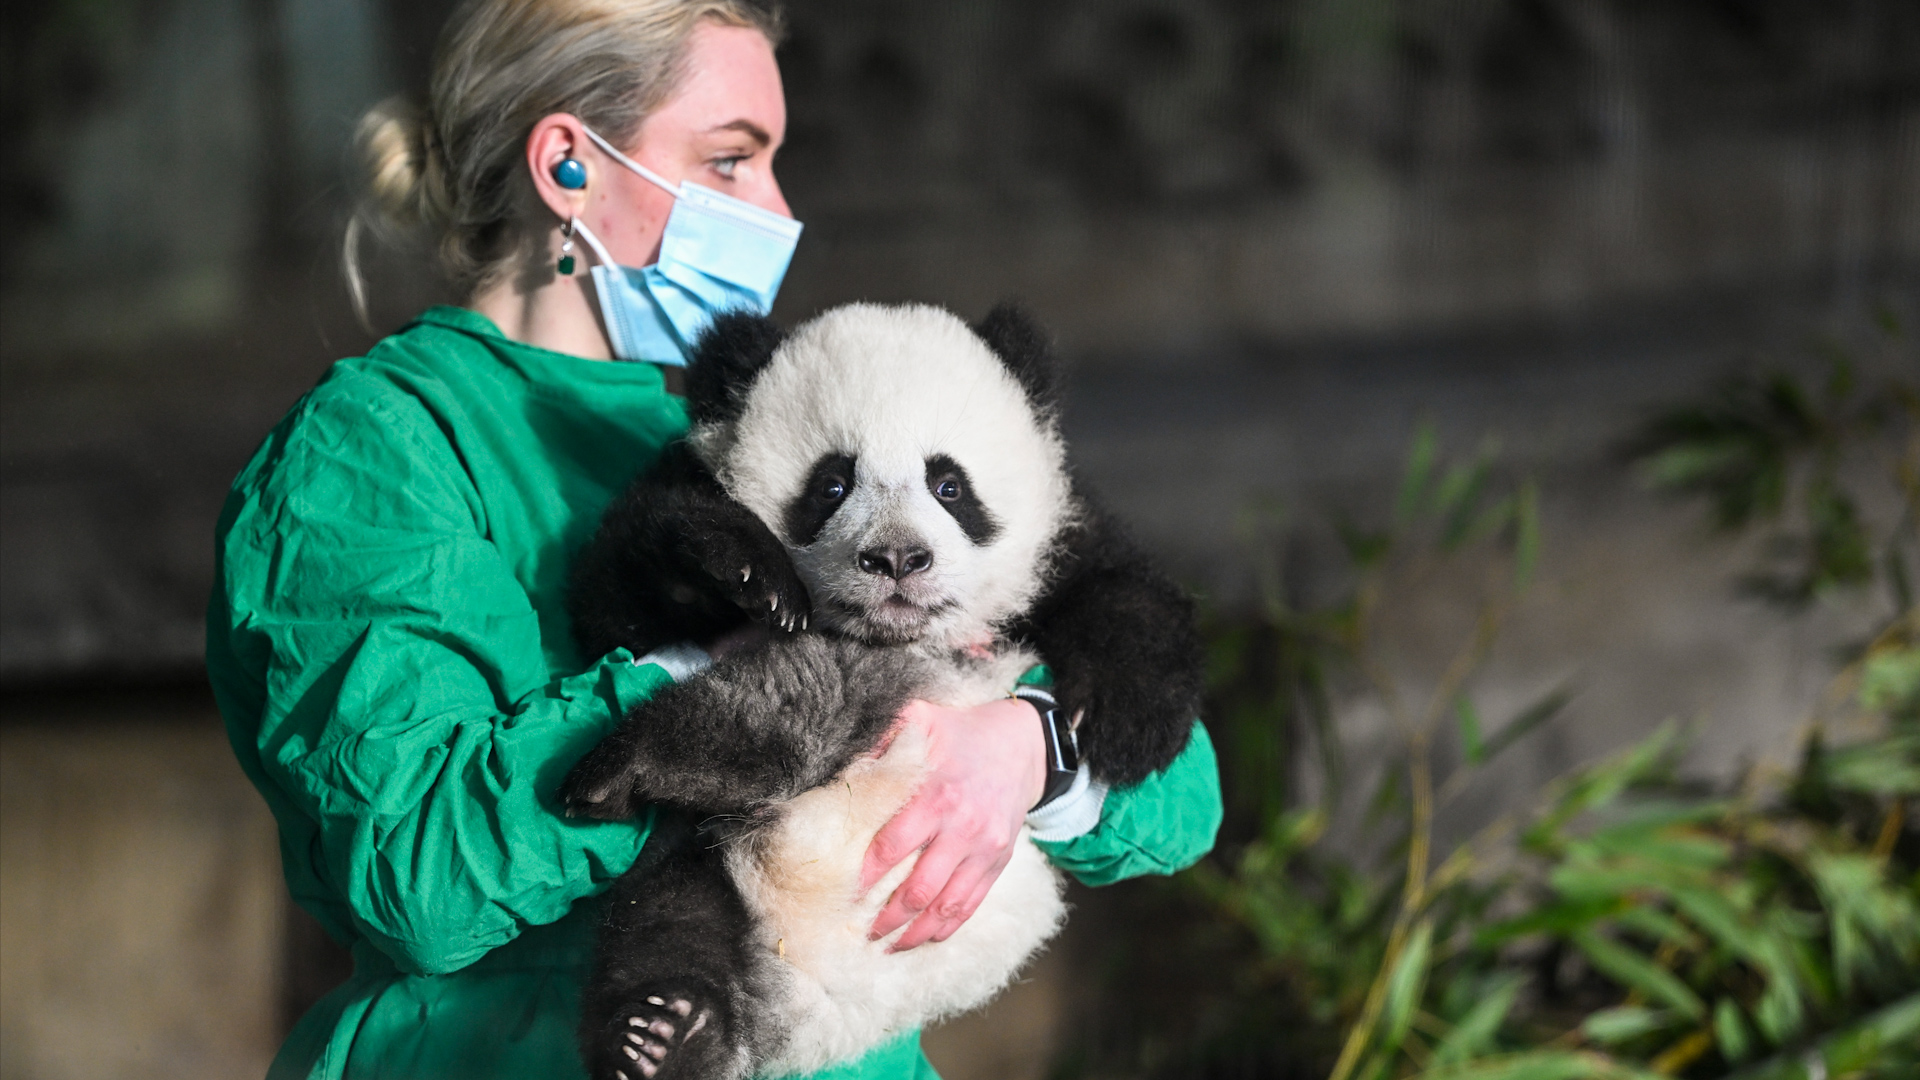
1, 0, 1915, 1077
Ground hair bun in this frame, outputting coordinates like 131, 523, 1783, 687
356, 97, 438, 233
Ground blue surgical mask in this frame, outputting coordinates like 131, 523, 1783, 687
571, 124, 802, 365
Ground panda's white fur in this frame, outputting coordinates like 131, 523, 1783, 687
676, 305, 1078, 1072
566, 300, 1211, 1080
728, 666, 1068, 1076
691, 303, 1074, 652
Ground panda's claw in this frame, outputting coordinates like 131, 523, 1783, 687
741, 567, 751, 582
595, 991, 717, 1080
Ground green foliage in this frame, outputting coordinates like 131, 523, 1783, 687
1189, 628, 1917, 1080
1624, 324, 1918, 612
1079, 357, 1919, 1080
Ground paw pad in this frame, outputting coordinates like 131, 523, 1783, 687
602, 995, 709, 1080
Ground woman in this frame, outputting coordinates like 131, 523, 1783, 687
206, 1, 1222, 1077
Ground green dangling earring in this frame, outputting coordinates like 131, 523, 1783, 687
557, 217, 577, 276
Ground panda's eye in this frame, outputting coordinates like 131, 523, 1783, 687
935, 478, 961, 501
821, 478, 847, 501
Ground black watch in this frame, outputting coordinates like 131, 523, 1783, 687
1013, 687, 1080, 811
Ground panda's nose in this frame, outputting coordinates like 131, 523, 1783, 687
858, 546, 933, 580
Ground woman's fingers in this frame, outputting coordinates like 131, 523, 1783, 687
927, 862, 1007, 945
860, 795, 939, 894
860, 695, 1045, 946
869, 828, 969, 942
890, 844, 1012, 951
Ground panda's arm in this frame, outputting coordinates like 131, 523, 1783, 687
1011, 497, 1204, 788
560, 636, 922, 819
568, 441, 810, 662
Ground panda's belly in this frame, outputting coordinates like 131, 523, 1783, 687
726, 652, 1068, 1076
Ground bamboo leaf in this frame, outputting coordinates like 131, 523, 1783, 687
1478, 896, 1622, 946
1432, 975, 1522, 1066
1821, 733, 1920, 795
1720, 993, 1920, 1080
1267, 807, 1330, 856
1481, 686, 1573, 764
1416, 1050, 1663, 1080
1526, 725, 1683, 850
1514, 480, 1541, 590
1582, 1006, 1674, 1045
1456, 696, 1487, 765
1585, 828, 1731, 870
1439, 458, 1495, 549
1715, 998, 1754, 1063
1397, 422, 1440, 526
1382, 920, 1437, 1054
1615, 906, 1702, 952
1573, 930, 1706, 1020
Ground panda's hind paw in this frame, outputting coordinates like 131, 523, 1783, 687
560, 746, 646, 821
594, 990, 726, 1080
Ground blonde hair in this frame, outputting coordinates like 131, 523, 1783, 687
345, 0, 784, 318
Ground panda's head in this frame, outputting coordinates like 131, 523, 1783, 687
685, 302, 1072, 648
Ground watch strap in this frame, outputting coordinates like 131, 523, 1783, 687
1013, 686, 1080, 810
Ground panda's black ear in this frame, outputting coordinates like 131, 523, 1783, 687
685, 311, 785, 425
971, 302, 1060, 415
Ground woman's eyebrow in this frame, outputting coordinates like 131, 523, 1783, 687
705, 119, 772, 147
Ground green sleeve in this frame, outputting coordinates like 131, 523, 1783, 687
210, 375, 666, 977
1034, 721, 1222, 887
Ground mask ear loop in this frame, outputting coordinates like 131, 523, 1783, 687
570, 217, 620, 270
580, 125, 682, 198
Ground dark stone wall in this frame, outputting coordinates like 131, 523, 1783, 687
0, 5, 1914, 1075
2, 0, 1915, 681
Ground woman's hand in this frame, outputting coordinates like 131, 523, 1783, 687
860, 696, 1047, 951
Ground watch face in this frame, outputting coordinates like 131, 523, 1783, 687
1047, 710, 1080, 773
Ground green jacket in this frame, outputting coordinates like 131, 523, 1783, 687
207, 306, 1222, 1080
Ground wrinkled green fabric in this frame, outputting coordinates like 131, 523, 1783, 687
208, 306, 1222, 1080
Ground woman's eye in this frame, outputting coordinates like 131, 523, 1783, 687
936, 479, 961, 501
822, 479, 846, 501
711, 156, 745, 179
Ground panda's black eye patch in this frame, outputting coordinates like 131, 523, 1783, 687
925, 455, 999, 544
784, 453, 857, 545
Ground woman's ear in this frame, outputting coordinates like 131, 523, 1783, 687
526, 113, 591, 221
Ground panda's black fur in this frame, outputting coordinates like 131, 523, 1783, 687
561, 303, 1203, 1080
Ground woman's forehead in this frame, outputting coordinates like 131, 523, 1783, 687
641, 22, 786, 149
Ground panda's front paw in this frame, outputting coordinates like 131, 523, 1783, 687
589, 989, 732, 1080
695, 532, 811, 634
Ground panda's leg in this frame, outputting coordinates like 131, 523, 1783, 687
563, 636, 923, 820
582, 829, 773, 1080
1015, 502, 1206, 788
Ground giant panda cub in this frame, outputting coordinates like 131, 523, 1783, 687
561, 302, 1203, 1080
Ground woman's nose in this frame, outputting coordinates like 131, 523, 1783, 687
753, 172, 791, 219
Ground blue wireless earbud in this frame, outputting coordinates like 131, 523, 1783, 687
553, 158, 587, 190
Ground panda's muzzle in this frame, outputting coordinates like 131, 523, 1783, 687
857, 545, 933, 580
